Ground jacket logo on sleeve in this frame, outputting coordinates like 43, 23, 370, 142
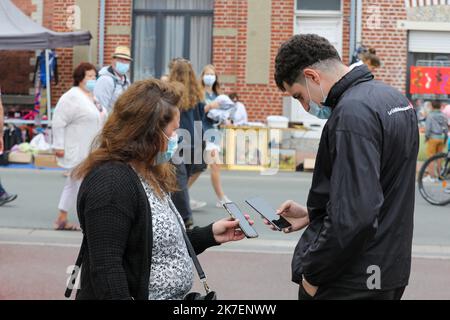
387, 104, 413, 116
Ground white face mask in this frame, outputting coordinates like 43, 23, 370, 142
203, 75, 216, 87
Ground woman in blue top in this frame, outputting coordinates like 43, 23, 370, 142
187, 64, 231, 209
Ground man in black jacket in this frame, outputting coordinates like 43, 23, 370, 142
271, 34, 419, 300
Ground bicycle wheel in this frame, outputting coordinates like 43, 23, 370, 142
418, 152, 450, 206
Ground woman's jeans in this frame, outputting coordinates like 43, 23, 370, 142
171, 163, 193, 223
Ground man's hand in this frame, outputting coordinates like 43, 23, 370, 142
263, 200, 309, 233
212, 215, 254, 244
0, 138, 3, 154
302, 278, 319, 297
55, 149, 65, 158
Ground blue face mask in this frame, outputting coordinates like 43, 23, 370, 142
85, 79, 97, 92
115, 61, 130, 75
157, 133, 178, 164
203, 75, 216, 87
308, 102, 333, 119
305, 78, 332, 119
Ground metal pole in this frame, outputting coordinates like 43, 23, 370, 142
45, 49, 51, 125
356, 0, 363, 47
98, 0, 106, 67
349, 0, 356, 65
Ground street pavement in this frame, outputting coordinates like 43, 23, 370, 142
0, 167, 449, 300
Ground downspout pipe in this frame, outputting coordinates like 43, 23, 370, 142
98, 0, 106, 67
356, 0, 363, 48
349, 0, 357, 65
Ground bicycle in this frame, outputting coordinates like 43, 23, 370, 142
417, 149, 450, 206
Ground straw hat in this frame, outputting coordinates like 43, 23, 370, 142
112, 46, 133, 61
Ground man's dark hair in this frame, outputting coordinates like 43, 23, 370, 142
431, 100, 442, 110
274, 34, 341, 91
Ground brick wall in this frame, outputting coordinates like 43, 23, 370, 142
361, 0, 408, 93
2, 0, 410, 119
47, 0, 75, 106
0, 0, 37, 95
48, 0, 132, 105
0, 0, 77, 104
211, 0, 239, 92
103, 0, 132, 66
213, 0, 295, 122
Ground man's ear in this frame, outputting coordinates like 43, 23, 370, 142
303, 68, 321, 84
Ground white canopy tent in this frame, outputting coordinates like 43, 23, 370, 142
0, 0, 92, 124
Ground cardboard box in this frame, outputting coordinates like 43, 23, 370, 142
8, 151, 33, 164
34, 153, 59, 168
269, 149, 296, 171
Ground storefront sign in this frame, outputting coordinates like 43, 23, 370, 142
410, 66, 450, 95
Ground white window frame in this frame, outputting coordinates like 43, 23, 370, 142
295, 10, 342, 18
294, 0, 343, 17
293, 0, 344, 56
294, 0, 343, 30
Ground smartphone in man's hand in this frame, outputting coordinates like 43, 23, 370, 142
245, 196, 292, 231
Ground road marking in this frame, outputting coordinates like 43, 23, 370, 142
1, 229, 450, 260
1, 240, 449, 260
198, 174, 313, 182
0, 240, 80, 248
0, 167, 314, 182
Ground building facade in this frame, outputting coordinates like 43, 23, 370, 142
2, 0, 450, 122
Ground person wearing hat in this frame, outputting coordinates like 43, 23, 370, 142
94, 46, 132, 113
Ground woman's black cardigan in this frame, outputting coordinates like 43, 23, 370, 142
75, 161, 219, 300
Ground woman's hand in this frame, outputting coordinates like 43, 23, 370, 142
263, 200, 310, 233
212, 215, 254, 244
55, 149, 65, 158
205, 101, 220, 113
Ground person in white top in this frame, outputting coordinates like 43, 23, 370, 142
52, 62, 107, 230
228, 93, 248, 126
442, 102, 450, 126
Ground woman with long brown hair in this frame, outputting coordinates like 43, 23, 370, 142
168, 58, 218, 227
72, 79, 252, 300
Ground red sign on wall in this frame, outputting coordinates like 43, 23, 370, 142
410, 66, 450, 95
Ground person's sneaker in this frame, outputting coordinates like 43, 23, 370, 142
422, 176, 436, 184
216, 195, 231, 208
0, 193, 18, 206
190, 199, 207, 211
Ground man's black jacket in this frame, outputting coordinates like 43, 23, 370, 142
292, 65, 419, 290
